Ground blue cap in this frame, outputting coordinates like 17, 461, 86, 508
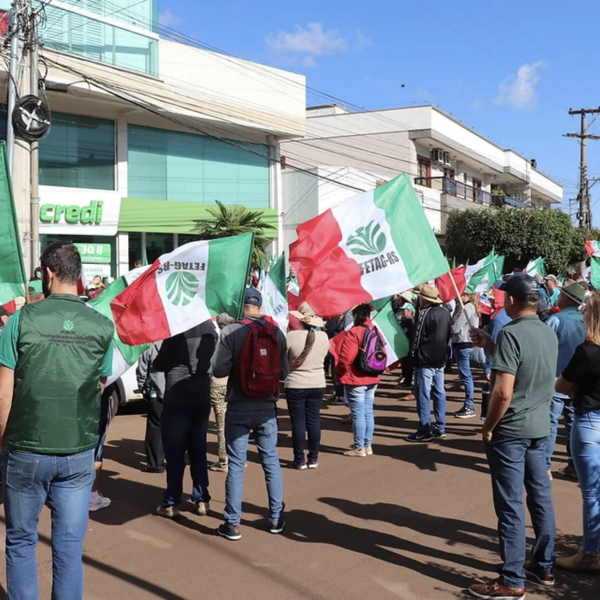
495, 273, 540, 302
245, 287, 263, 307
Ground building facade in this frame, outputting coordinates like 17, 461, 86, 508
1, 0, 305, 279
281, 105, 563, 248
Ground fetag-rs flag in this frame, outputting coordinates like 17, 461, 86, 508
290, 174, 449, 317
111, 234, 253, 346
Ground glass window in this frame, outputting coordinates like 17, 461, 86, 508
128, 125, 270, 208
146, 233, 174, 264
39, 113, 115, 190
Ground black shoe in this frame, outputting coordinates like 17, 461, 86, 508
218, 523, 242, 541
432, 429, 447, 439
454, 406, 477, 419
524, 561, 556, 586
269, 520, 285, 534
406, 431, 433, 443
144, 466, 165, 474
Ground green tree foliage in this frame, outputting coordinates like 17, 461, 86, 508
445, 207, 600, 273
193, 201, 275, 271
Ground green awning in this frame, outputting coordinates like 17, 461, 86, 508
118, 198, 278, 234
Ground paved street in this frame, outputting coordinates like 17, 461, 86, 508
0, 372, 595, 600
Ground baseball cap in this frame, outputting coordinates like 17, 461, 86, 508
28, 280, 43, 295
494, 273, 540, 302
244, 287, 263, 307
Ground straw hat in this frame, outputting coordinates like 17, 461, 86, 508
418, 284, 443, 304
290, 302, 325, 328
399, 291, 413, 304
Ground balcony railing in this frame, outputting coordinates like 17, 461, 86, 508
414, 176, 527, 208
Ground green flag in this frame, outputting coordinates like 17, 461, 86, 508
465, 252, 497, 293
372, 301, 410, 365
591, 258, 600, 291
262, 253, 288, 333
88, 267, 150, 384
0, 142, 27, 304
525, 257, 546, 278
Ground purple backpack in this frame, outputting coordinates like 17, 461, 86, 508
355, 326, 387, 375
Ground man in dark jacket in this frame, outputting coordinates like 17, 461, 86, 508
153, 320, 217, 519
212, 288, 288, 541
406, 284, 451, 442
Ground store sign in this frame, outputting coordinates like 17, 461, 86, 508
38, 189, 121, 236
82, 263, 111, 282
75, 243, 111, 264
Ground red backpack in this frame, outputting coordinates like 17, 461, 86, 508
237, 318, 282, 398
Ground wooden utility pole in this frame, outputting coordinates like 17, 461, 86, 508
564, 107, 600, 229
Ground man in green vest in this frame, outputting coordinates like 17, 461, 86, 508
0, 242, 114, 600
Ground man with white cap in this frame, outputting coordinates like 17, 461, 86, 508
545, 282, 587, 479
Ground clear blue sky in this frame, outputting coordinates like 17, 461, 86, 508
160, 0, 600, 223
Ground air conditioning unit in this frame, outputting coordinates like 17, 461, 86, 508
431, 148, 444, 163
443, 151, 451, 165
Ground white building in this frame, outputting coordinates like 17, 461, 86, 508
281, 104, 563, 248
0, 0, 305, 278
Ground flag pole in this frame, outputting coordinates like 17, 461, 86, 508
447, 270, 466, 311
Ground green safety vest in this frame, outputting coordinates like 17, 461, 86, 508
6, 294, 114, 454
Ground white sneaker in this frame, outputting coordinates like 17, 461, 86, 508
89, 492, 112, 512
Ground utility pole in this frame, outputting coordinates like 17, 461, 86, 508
6, 1, 20, 173
29, 1, 39, 270
564, 107, 600, 229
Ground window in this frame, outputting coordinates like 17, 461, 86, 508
417, 157, 431, 187
443, 168, 457, 195
39, 113, 115, 190
127, 125, 270, 208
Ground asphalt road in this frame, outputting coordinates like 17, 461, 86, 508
0, 372, 595, 600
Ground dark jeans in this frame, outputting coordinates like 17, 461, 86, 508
402, 356, 414, 386
485, 435, 555, 588
325, 353, 344, 399
145, 394, 165, 472
285, 388, 324, 464
161, 377, 211, 506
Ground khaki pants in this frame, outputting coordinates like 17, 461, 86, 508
210, 384, 228, 465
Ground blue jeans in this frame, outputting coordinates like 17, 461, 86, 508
571, 411, 600, 554
161, 378, 211, 506
286, 388, 324, 464
453, 346, 474, 409
547, 395, 575, 469
485, 436, 555, 588
414, 367, 446, 434
1, 449, 95, 600
344, 385, 377, 450
224, 407, 284, 527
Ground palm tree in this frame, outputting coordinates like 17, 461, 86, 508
193, 201, 276, 271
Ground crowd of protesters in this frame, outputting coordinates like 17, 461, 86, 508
0, 243, 599, 600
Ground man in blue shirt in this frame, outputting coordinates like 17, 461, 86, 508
484, 289, 512, 380
544, 275, 561, 308
545, 282, 587, 478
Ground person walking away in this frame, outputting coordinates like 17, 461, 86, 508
406, 285, 451, 442
544, 275, 561, 308
212, 288, 288, 541
469, 274, 558, 599
89, 387, 119, 512
544, 282, 586, 480
336, 304, 386, 457
137, 343, 166, 473
0, 242, 113, 599
285, 303, 329, 469
452, 293, 481, 419
325, 314, 347, 405
554, 291, 600, 573
154, 321, 217, 518
209, 313, 235, 473
399, 303, 415, 389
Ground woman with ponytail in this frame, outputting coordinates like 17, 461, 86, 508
285, 303, 329, 470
